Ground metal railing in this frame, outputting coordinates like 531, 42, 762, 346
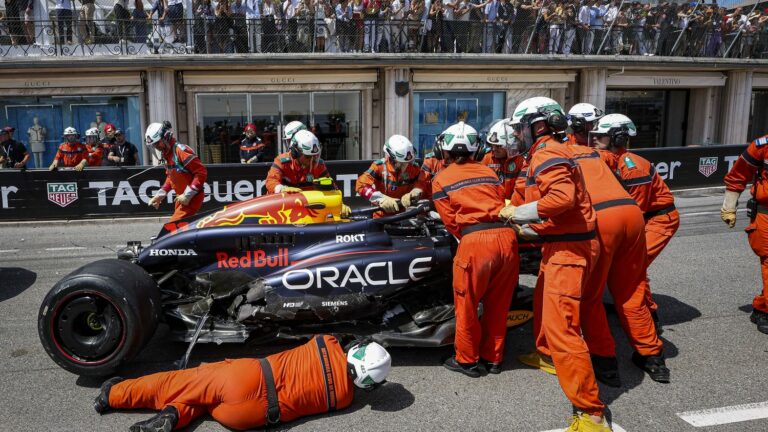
1, 14, 766, 58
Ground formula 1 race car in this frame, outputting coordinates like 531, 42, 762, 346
38, 182, 539, 376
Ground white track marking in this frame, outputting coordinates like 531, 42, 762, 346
0, 249, 19, 253
44, 246, 86, 251
677, 401, 768, 427
540, 423, 627, 432
680, 209, 747, 217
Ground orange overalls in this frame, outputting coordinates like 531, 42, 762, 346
522, 135, 604, 416
160, 142, 208, 222
616, 149, 680, 313
355, 158, 421, 216
415, 152, 448, 199
53, 142, 88, 167
724, 135, 768, 313
86, 143, 104, 167
481, 152, 524, 199
568, 145, 662, 358
265, 151, 335, 194
432, 161, 518, 365
108, 335, 354, 431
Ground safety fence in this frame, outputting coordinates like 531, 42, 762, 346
0, 144, 747, 220
1, 2, 766, 58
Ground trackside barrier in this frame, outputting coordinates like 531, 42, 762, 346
0, 145, 747, 220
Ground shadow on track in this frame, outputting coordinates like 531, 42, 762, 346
0, 267, 37, 302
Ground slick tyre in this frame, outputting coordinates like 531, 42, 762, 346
38, 259, 160, 376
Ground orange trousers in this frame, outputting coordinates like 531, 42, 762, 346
747, 212, 768, 313
109, 358, 268, 431
643, 210, 680, 312
169, 192, 205, 223
453, 227, 518, 364
532, 239, 604, 417
581, 206, 662, 358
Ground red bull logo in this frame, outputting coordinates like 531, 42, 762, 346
216, 248, 290, 268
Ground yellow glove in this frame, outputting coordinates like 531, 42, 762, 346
281, 186, 303, 194
341, 204, 351, 218
74, 160, 87, 172
720, 208, 737, 228
48, 160, 59, 171
512, 224, 539, 241
148, 195, 164, 209
499, 205, 517, 222
401, 188, 423, 208
377, 195, 400, 213
175, 194, 191, 206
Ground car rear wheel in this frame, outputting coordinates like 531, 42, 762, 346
38, 259, 160, 376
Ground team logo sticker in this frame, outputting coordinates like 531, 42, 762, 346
698, 157, 718, 178
47, 182, 78, 208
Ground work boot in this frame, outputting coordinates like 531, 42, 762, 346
517, 351, 556, 375
442, 356, 482, 378
93, 376, 124, 414
651, 310, 663, 335
480, 358, 502, 375
750, 309, 768, 334
632, 352, 670, 383
129, 406, 179, 432
590, 355, 621, 388
565, 412, 613, 432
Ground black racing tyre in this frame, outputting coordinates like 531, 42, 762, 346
38, 259, 161, 376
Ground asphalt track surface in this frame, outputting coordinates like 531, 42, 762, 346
1, 189, 766, 432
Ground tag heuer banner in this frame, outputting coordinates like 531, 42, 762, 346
0, 145, 748, 220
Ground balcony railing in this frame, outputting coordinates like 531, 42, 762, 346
0, 15, 765, 59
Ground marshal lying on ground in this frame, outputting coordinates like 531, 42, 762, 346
37, 183, 538, 376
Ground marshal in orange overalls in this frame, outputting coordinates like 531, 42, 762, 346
517, 135, 604, 417
481, 151, 524, 199
159, 142, 208, 222
724, 135, 768, 314
108, 335, 354, 431
616, 149, 680, 313
432, 161, 518, 365
265, 152, 335, 194
355, 157, 421, 216
568, 144, 662, 359
414, 151, 448, 199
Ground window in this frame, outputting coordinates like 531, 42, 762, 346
412, 91, 506, 157
605, 90, 689, 148
0, 95, 142, 168
749, 90, 768, 143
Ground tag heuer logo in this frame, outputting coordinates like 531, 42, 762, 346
47, 182, 78, 207
698, 157, 718, 178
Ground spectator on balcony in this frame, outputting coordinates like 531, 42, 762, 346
131, 0, 149, 43
23, 0, 35, 45
194, 0, 215, 52
314, 0, 329, 51
427, 0, 443, 52
78, 0, 97, 44
544, 1, 563, 54
298, 0, 315, 51
562, 2, 576, 54
441, 0, 457, 52
374, 0, 390, 51
335, 0, 352, 52
482, 0, 497, 52
54, 0, 75, 45
362, 0, 379, 52
164, 0, 185, 43
388, 0, 407, 52
590, 0, 607, 53
114, 0, 132, 42
604, 0, 619, 53
261, 0, 278, 52
215, 0, 234, 52
578, 0, 593, 54
5, 0, 23, 46
283, 0, 300, 51
495, 0, 513, 53
230, 0, 249, 52
351, 0, 364, 52
244, 0, 262, 52
629, 1, 646, 55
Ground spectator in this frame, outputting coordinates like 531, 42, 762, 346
483, 0, 497, 53
351, 0, 364, 52
363, 0, 381, 52
496, 0, 514, 53
115, 0, 132, 42
544, 0, 563, 54
148, 0, 168, 48
229, 0, 249, 52
283, 0, 300, 52
590, 0, 607, 54
335, 0, 352, 52
454, 0, 470, 52
195, 0, 215, 53
0, 126, 30, 169
428, 0, 443, 52
5, 0, 22, 46
132, 0, 149, 43
108, 129, 140, 166
100, 124, 117, 166
262, 0, 279, 52
215, 0, 234, 52
579, 0, 593, 54
315, 0, 329, 51
54, 0, 75, 45
244, 0, 262, 53
23, 0, 35, 45
165, 0, 185, 43
562, 2, 576, 54
604, 0, 619, 54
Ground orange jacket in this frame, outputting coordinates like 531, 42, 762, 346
569, 145, 633, 209
86, 144, 104, 167
615, 148, 674, 214
415, 152, 448, 199
265, 151, 334, 194
481, 152, 524, 199
267, 335, 354, 423
355, 158, 421, 201
724, 135, 768, 204
565, 133, 620, 172
160, 142, 208, 196
432, 160, 505, 239
54, 142, 88, 167
523, 135, 596, 237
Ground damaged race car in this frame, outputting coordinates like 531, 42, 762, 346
38, 179, 540, 376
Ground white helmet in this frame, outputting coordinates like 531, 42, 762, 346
568, 103, 605, 123
509, 97, 568, 153
591, 113, 637, 148
437, 122, 479, 155
346, 341, 392, 389
486, 118, 512, 147
290, 129, 321, 156
145, 122, 170, 147
63, 126, 78, 136
384, 135, 415, 163
283, 121, 307, 141
85, 127, 100, 137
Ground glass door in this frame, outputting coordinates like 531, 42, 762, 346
281, 93, 311, 154
196, 94, 248, 163
249, 93, 280, 160
312, 92, 361, 160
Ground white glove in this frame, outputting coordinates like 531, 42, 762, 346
376, 195, 400, 213
175, 194, 191, 206
149, 189, 167, 209
401, 188, 423, 208
74, 160, 87, 172
341, 204, 351, 218
721, 190, 741, 228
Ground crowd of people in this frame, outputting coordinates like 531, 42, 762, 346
0, 122, 139, 170
1, 0, 767, 58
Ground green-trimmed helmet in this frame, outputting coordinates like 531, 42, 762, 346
384, 134, 415, 163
